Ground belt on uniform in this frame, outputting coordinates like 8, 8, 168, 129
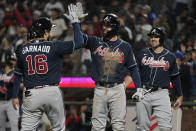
26, 83, 59, 90
95, 82, 121, 88
142, 85, 168, 92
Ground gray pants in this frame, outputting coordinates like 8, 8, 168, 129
91, 83, 126, 131
0, 100, 19, 131
136, 89, 172, 131
21, 86, 65, 131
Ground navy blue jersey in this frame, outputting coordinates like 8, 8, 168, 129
83, 35, 137, 83
137, 47, 179, 87
0, 68, 14, 100
15, 40, 75, 87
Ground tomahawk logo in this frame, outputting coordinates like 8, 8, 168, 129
104, 16, 110, 22
151, 28, 157, 34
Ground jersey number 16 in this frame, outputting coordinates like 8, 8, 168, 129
26, 54, 48, 75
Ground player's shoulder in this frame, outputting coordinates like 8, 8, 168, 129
85, 34, 100, 41
136, 47, 151, 59
84, 34, 100, 47
22, 40, 53, 47
15, 43, 26, 53
118, 38, 133, 49
138, 47, 150, 54
164, 48, 175, 57
164, 48, 176, 59
118, 38, 130, 45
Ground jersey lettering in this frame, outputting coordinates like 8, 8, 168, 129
26, 55, 35, 75
142, 56, 169, 71
93, 46, 124, 63
26, 54, 48, 75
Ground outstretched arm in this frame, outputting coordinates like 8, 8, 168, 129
73, 23, 84, 49
64, 4, 84, 49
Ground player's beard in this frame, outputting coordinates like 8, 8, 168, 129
103, 30, 116, 40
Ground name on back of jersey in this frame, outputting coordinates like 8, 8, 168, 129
22, 45, 50, 55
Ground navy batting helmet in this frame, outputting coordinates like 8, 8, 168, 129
27, 17, 55, 40
102, 13, 120, 39
147, 27, 165, 45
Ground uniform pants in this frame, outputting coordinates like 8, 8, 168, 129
21, 86, 65, 131
91, 83, 126, 131
136, 89, 172, 131
0, 100, 19, 131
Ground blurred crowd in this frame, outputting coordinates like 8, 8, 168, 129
0, 0, 196, 130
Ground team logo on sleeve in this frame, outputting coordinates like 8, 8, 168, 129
142, 56, 169, 70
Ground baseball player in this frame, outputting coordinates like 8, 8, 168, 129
72, 4, 142, 130
11, 4, 84, 131
132, 27, 183, 131
0, 51, 19, 131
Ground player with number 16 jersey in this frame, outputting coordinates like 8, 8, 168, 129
12, 4, 84, 130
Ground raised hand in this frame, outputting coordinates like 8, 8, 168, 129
76, 2, 88, 20
64, 4, 79, 23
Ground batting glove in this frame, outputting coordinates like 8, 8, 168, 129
76, 2, 88, 20
64, 4, 79, 23
132, 88, 145, 102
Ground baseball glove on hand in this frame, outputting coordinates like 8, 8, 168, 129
132, 88, 145, 102
64, 4, 79, 23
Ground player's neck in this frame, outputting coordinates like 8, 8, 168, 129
153, 46, 164, 54
109, 36, 118, 41
5, 65, 13, 74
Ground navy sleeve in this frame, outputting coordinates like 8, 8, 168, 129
55, 23, 84, 55
136, 51, 142, 71
170, 75, 183, 96
126, 44, 141, 88
83, 34, 98, 50
125, 44, 137, 69
55, 41, 74, 54
169, 54, 179, 76
129, 66, 142, 88
73, 23, 84, 49
13, 46, 23, 98
12, 73, 22, 98
15, 47, 23, 75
